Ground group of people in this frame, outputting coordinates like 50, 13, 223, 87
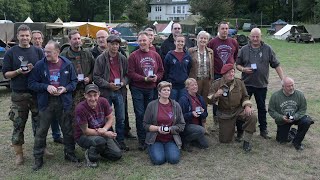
2, 21, 313, 170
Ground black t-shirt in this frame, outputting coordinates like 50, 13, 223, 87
2, 45, 44, 91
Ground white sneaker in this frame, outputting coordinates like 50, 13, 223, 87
85, 149, 98, 168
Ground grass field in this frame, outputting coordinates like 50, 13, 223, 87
0, 32, 319, 180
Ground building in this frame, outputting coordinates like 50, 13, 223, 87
148, 0, 192, 21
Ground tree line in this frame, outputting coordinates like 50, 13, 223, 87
0, 0, 319, 27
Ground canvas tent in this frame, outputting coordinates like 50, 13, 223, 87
161, 21, 174, 34
24, 17, 34, 23
180, 15, 201, 34
274, 24, 296, 40
0, 23, 14, 44
304, 24, 320, 39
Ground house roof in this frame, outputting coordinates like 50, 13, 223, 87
149, 0, 190, 5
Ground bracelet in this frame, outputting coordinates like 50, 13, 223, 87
16, 69, 21, 74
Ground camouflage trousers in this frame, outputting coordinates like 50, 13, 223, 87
33, 96, 75, 159
9, 92, 38, 145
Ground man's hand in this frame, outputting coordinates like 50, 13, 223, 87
47, 85, 58, 95
192, 111, 200, 117
109, 83, 121, 91
242, 67, 254, 74
282, 116, 293, 123
244, 106, 254, 116
98, 128, 117, 139
147, 75, 158, 83
214, 89, 224, 98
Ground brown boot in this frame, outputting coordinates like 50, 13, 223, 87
13, 145, 24, 165
44, 148, 54, 157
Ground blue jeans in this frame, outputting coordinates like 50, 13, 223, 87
148, 141, 180, 165
51, 119, 62, 140
246, 86, 267, 131
170, 88, 187, 102
276, 115, 312, 146
130, 86, 154, 143
107, 91, 125, 143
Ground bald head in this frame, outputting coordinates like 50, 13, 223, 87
282, 77, 295, 96
249, 28, 262, 48
96, 30, 109, 49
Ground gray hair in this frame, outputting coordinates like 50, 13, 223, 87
197, 30, 210, 39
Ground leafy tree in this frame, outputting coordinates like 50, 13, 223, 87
29, 0, 70, 22
0, 0, 31, 22
127, 0, 148, 31
189, 0, 233, 27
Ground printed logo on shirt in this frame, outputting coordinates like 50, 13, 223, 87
280, 100, 298, 115
168, 112, 173, 119
18, 56, 24, 62
140, 57, 155, 76
50, 71, 60, 82
216, 45, 232, 65
172, 59, 177, 64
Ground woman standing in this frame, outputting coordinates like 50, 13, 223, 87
143, 81, 185, 165
188, 31, 214, 104
179, 78, 208, 151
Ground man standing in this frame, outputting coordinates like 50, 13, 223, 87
91, 30, 135, 139
74, 84, 122, 167
93, 35, 129, 150
208, 64, 257, 152
236, 28, 284, 139
268, 77, 313, 150
60, 30, 95, 108
128, 31, 164, 150
2, 24, 43, 165
160, 22, 194, 60
29, 41, 79, 171
31, 30, 64, 144
207, 21, 239, 80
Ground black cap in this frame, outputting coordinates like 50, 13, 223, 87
107, 35, 121, 43
85, 84, 99, 93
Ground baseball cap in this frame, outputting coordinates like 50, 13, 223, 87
107, 35, 121, 43
85, 84, 99, 93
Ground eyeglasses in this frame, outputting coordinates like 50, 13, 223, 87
173, 28, 181, 30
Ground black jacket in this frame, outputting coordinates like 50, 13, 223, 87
160, 34, 194, 60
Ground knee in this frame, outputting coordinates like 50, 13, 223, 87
151, 155, 166, 165
167, 155, 180, 164
110, 151, 122, 161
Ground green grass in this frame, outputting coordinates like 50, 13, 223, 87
0, 31, 320, 179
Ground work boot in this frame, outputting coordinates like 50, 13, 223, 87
125, 132, 137, 139
260, 130, 271, 139
65, 152, 80, 163
13, 145, 24, 165
235, 131, 244, 142
32, 158, 44, 171
243, 141, 252, 152
44, 148, 54, 157
118, 141, 129, 151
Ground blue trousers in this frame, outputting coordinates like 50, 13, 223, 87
148, 141, 180, 165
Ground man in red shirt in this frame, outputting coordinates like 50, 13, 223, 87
127, 31, 164, 150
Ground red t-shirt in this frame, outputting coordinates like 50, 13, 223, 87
149, 45, 156, 52
74, 97, 112, 141
48, 58, 63, 88
156, 101, 174, 142
190, 94, 202, 125
173, 51, 185, 62
128, 49, 164, 89
207, 37, 238, 74
109, 54, 121, 83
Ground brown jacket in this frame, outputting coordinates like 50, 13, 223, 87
208, 77, 252, 119
188, 46, 214, 79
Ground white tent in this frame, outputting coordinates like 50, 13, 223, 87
274, 24, 296, 40
24, 17, 34, 23
161, 20, 174, 34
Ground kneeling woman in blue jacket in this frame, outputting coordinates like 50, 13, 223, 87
179, 78, 209, 151
143, 81, 185, 165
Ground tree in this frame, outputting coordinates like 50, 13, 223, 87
189, 0, 234, 27
127, 0, 148, 31
0, 0, 31, 22
28, 0, 70, 22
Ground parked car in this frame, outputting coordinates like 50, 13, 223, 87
286, 26, 313, 43
242, 23, 257, 32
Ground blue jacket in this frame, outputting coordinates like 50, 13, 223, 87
178, 93, 208, 126
28, 56, 77, 111
164, 50, 192, 89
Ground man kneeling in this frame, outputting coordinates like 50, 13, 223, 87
208, 64, 257, 152
268, 77, 313, 151
74, 84, 122, 167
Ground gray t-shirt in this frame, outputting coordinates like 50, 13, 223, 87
236, 42, 280, 88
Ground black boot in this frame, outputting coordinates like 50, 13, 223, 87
243, 141, 252, 152
65, 152, 80, 163
235, 131, 244, 142
32, 158, 43, 171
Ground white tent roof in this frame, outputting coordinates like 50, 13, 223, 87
161, 20, 174, 34
24, 17, 33, 23
54, 18, 63, 23
274, 24, 296, 40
